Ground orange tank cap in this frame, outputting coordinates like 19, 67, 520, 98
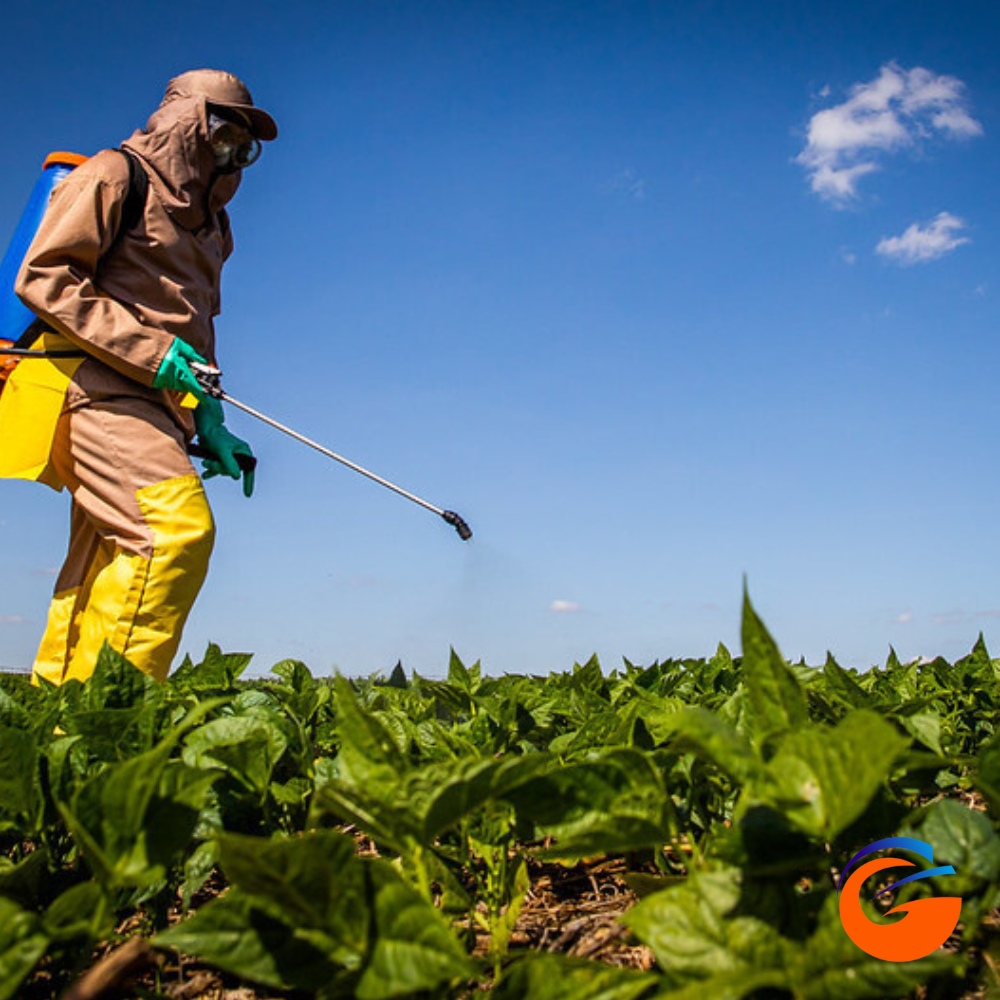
42, 152, 89, 170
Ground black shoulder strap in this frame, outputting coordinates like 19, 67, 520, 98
108, 149, 149, 252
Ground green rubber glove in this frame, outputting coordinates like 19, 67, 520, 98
153, 338, 209, 398
194, 398, 256, 498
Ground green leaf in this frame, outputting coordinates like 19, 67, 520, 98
447, 648, 479, 693
42, 881, 113, 944
416, 753, 555, 841
741, 590, 808, 742
62, 723, 215, 889
624, 866, 784, 985
509, 749, 676, 860
169, 643, 253, 689
216, 830, 367, 965
332, 676, 405, 788
0, 850, 48, 910
310, 780, 420, 857
182, 715, 288, 796
84, 641, 154, 709
897, 710, 944, 756
494, 952, 658, 1000
656, 707, 763, 785
626, 871, 955, 999
271, 658, 315, 692
355, 859, 475, 1000
976, 735, 1000, 818
792, 893, 957, 999
758, 710, 909, 840
0, 725, 39, 829
154, 890, 340, 991
907, 798, 1000, 896
821, 655, 871, 710
0, 897, 49, 1000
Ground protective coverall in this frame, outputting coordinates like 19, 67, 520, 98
0, 70, 277, 684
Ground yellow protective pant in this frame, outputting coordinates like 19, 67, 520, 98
32, 398, 215, 685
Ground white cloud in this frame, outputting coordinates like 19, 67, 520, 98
876, 212, 970, 264
798, 62, 983, 204
550, 599, 581, 614
0, 615, 27, 625
604, 168, 646, 201
931, 609, 967, 625
895, 612, 913, 624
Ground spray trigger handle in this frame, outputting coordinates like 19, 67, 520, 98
191, 361, 224, 398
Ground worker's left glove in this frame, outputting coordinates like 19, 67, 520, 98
153, 338, 211, 399
194, 398, 256, 498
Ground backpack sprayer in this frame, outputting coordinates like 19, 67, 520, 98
189, 363, 473, 541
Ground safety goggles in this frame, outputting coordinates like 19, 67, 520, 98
208, 111, 262, 172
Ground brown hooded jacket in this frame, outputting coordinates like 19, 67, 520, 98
14, 69, 275, 439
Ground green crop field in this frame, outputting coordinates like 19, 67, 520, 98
1, 594, 998, 999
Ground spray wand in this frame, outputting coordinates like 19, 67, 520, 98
191, 363, 473, 541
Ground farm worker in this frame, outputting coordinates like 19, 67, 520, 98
1, 69, 277, 685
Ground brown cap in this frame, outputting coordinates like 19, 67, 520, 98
162, 69, 278, 140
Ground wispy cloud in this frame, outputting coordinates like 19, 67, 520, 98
931, 609, 967, 626
876, 212, 970, 264
798, 62, 982, 204
550, 599, 581, 614
603, 168, 646, 201
0, 615, 27, 625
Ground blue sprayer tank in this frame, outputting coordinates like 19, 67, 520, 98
0, 152, 87, 343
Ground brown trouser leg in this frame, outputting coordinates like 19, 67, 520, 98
33, 398, 215, 685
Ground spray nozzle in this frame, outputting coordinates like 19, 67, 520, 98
442, 510, 473, 541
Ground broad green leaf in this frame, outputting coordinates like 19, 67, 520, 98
741, 591, 808, 742
0, 725, 39, 829
416, 753, 555, 841
271, 658, 315, 692
42, 881, 113, 944
508, 748, 675, 859
821, 655, 871, 710
955, 633, 997, 683
182, 715, 288, 796
310, 781, 418, 856
0, 897, 49, 1000
624, 866, 785, 984
60, 741, 175, 887
0, 688, 33, 731
216, 830, 367, 965
447, 648, 479, 693
907, 798, 1000, 896
62, 714, 218, 889
791, 893, 956, 999
355, 859, 475, 999
0, 850, 48, 910
332, 676, 405, 788
898, 710, 944, 755
976, 735, 1000, 818
758, 710, 908, 840
494, 952, 658, 1000
154, 890, 340, 991
169, 642, 253, 688
84, 641, 153, 710
656, 707, 763, 785
626, 870, 954, 999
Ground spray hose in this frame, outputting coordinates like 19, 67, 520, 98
0, 344, 472, 541
190, 364, 472, 541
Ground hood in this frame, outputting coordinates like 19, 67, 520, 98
121, 78, 247, 231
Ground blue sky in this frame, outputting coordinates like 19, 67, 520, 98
1, 1, 998, 677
